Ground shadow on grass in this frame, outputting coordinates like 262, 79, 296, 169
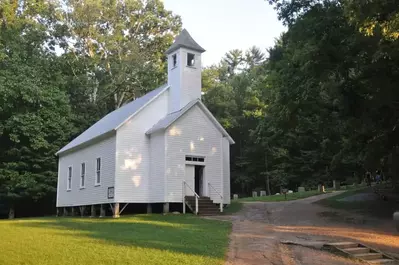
223, 201, 243, 215
13, 214, 231, 259
316, 187, 397, 219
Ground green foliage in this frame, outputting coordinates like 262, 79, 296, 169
0, 0, 181, 217
0, 1, 73, 215
203, 0, 399, 196
3, 0, 399, 217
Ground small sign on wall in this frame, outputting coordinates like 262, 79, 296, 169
108, 187, 114, 199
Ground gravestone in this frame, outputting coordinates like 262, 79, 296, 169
333, 180, 340, 190
233, 194, 239, 200
260, 190, 266, 196
252, 191, 258, 197
318, 185, 326, 193
298, 187, 305, 192
288, 190, 293, 194
275, 193, 280, 195
394, 212, 399, 232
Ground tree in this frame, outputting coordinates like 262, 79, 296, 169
0, 1, 73, 218
58, 0, 182, 111
0, 0, 184, 218
223, 49, 244, 75
245, 46, 266, 68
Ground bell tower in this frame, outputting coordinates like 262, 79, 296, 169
166, 29, 205, 113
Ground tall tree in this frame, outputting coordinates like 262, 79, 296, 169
0, 0, 73, 218
58, 0, 182, 111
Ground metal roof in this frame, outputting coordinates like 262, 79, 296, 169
165, 29, 206, 54
56, 84, 169, 155
146, 99, 235, 144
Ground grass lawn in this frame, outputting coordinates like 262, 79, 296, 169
223, 201, 243, 214
0, 214, 231, 265
316, 187, 397, 219
238, 190, 329, 202
317, 187, 369, 208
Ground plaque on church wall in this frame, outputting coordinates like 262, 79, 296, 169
108, 187, 114, 199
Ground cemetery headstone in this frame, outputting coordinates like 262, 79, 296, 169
298, 187, 305, 192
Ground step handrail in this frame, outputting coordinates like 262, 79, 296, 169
182, 181, 199, 215
208, 182, 223, 213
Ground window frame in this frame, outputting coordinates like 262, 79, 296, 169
80, 162, 86, 189
95, 157, 102, 186
172, 53, 177, 68
187, 53, 195, 67
185, 155, 205, 164
67, 166, 72, 191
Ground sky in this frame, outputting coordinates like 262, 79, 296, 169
162, 0, 286, 66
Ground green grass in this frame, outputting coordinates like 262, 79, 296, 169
223, 201, 243, 214
316, 187, 397, 219
0, 214, 231, 265
238, 190, 329, 202
317, 187, 369, 208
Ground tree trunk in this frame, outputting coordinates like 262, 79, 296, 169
8, 206, 15, 219
266, 174, 271, 196
265, 152, 271, 196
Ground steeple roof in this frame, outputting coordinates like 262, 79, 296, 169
166, 29, 205, 54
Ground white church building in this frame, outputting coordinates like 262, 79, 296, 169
56, 29, 234, 217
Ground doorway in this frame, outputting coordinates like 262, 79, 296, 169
194, 165, 204, 196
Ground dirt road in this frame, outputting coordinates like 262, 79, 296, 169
221, 193, 399, 265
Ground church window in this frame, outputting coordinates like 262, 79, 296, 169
172, 54, 177, 67
187, 53, 195, 67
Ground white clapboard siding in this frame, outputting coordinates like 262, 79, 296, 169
165, 105, 223, 203
56, 134, 116, 207
149, 131, 166, 202
115, 90, 169, 203
222, 137, 231, 204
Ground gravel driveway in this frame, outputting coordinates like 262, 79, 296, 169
219, 193, 399, 265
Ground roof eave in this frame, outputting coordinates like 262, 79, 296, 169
55, 130, 117, 156
115, 85, 170, 131
196, 101, 235, 144
165, 45, 206, 55
56, 85, 170, 156
146, 100, 235, 145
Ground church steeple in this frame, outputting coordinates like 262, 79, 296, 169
166, 29, 206, 54
166, 29, 205, 113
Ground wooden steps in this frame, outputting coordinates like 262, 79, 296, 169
185, 196, 221, 215
324, 242, 397, 264
354, 253, 383, 260
345, 247, 370, 254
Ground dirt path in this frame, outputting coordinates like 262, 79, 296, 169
220, 193, 399, 265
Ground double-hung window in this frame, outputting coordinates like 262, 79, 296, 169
95, 158, 101, 186
67, 166, 72, 191
80, 163, 86, 188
